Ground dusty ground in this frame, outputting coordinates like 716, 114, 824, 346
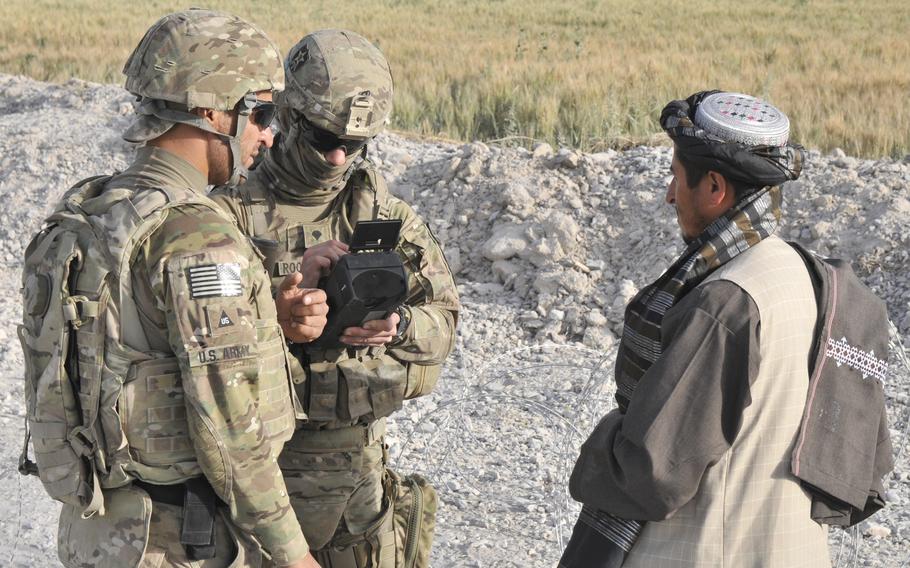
0, 74, 908, 567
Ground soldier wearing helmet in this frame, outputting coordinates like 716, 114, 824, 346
35, 9, 323, 568
211, 29, 459, 567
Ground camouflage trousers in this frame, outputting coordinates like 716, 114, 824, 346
278, 421, 386, 553
139, 501, 261, 568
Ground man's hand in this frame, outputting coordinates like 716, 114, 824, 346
275, 272, 328, 343
340, 311, 401, 347
299, 239, 349, 288
283, 552, 322, 568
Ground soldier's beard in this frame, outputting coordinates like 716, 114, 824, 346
263, 131, 359, 205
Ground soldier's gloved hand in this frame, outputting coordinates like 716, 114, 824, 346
276, 272, 329, 343
340, 311, 401, 347
299, 239, 349, 288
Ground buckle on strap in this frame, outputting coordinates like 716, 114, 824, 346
366, 418, 386, 445
67, 426, 96, 457
62, 296, 99, 328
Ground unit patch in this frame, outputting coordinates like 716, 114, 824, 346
187, 263, 242, 299
218, 310, 234, 328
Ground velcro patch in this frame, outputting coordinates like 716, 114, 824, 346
187, 263, 242, 299
189, 343, 259, 367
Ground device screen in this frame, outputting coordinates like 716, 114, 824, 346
349, 219, 403, 252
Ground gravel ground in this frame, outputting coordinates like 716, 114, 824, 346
0, 74, 908, 567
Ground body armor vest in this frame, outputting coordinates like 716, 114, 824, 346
234, 163, 409, 427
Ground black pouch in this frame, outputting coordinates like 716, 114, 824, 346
182, 477, 217, 560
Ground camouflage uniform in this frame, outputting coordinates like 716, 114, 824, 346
210, 30, 458, 565
28, 10, 310, 567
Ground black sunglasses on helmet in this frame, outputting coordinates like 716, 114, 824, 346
299, 117, 369, 155
236, 94, 278, 129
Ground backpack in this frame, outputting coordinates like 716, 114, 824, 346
788, 242, 894, 526
19, 175, 213, 517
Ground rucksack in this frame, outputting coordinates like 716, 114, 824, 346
788, 241, 894, 526
19, 175, 213, 517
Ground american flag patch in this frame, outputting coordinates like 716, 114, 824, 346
187, 263, 243, 299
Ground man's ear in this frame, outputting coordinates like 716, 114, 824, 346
193, 107, 233, 136
705, 170, 734, 207
192, 107, 217, 125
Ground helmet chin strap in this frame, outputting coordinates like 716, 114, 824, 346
225, 111, 250, 186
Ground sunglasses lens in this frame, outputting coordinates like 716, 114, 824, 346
302, 119, 368, 155
251, 102, 277, 128
342, 139, 368, 154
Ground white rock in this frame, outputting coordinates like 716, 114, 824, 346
532, 142, 553, 158
542, 211, 580, 253
491, 259, 520, 283
547, 309, 565, 322
446, 247, 462, 274
481, 224, 528, 261
583, 326, 616, 350
533, 271, 563, 295
585, 311, 608, 327
862, 522, 892, 539
551, 148, 580, 169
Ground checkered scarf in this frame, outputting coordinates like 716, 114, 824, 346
615, 184, 782, 409
560, 185, 783, 568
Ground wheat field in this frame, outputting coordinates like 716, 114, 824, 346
3, 0, 909, 157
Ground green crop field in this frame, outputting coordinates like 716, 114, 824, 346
3, 0, 909, 157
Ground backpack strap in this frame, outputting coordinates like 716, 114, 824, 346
233, 177, 274, 238
347, 162, 391, 231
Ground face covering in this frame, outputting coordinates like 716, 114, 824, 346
260, 113, 361, 205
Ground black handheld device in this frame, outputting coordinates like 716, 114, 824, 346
311, 220, 408, 349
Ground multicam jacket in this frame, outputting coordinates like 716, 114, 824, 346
63, 147, 307, 564
210, 159, 459, 429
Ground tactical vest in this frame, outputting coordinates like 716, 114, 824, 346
19, 176, 296, 516
234, 163, 411, 427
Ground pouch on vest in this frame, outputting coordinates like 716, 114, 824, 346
57, 482, 152, 567
337, 355, 407, 421
404, 364, 440, 400
389, 469, 437, 568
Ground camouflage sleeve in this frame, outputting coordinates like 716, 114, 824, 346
142, 204, 308, 564
207, 185, 251, 235
387, 199, 460, 368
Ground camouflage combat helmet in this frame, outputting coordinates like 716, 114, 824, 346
122, 9, 284, 184
281, 29, 393, 141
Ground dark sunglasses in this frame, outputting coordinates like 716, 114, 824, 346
236, 94, 277, 129
299, 118, 369, 155
249, 101, 277, 129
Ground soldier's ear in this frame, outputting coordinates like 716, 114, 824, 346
193, 107, 217, 124
194, 107, 233, 135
